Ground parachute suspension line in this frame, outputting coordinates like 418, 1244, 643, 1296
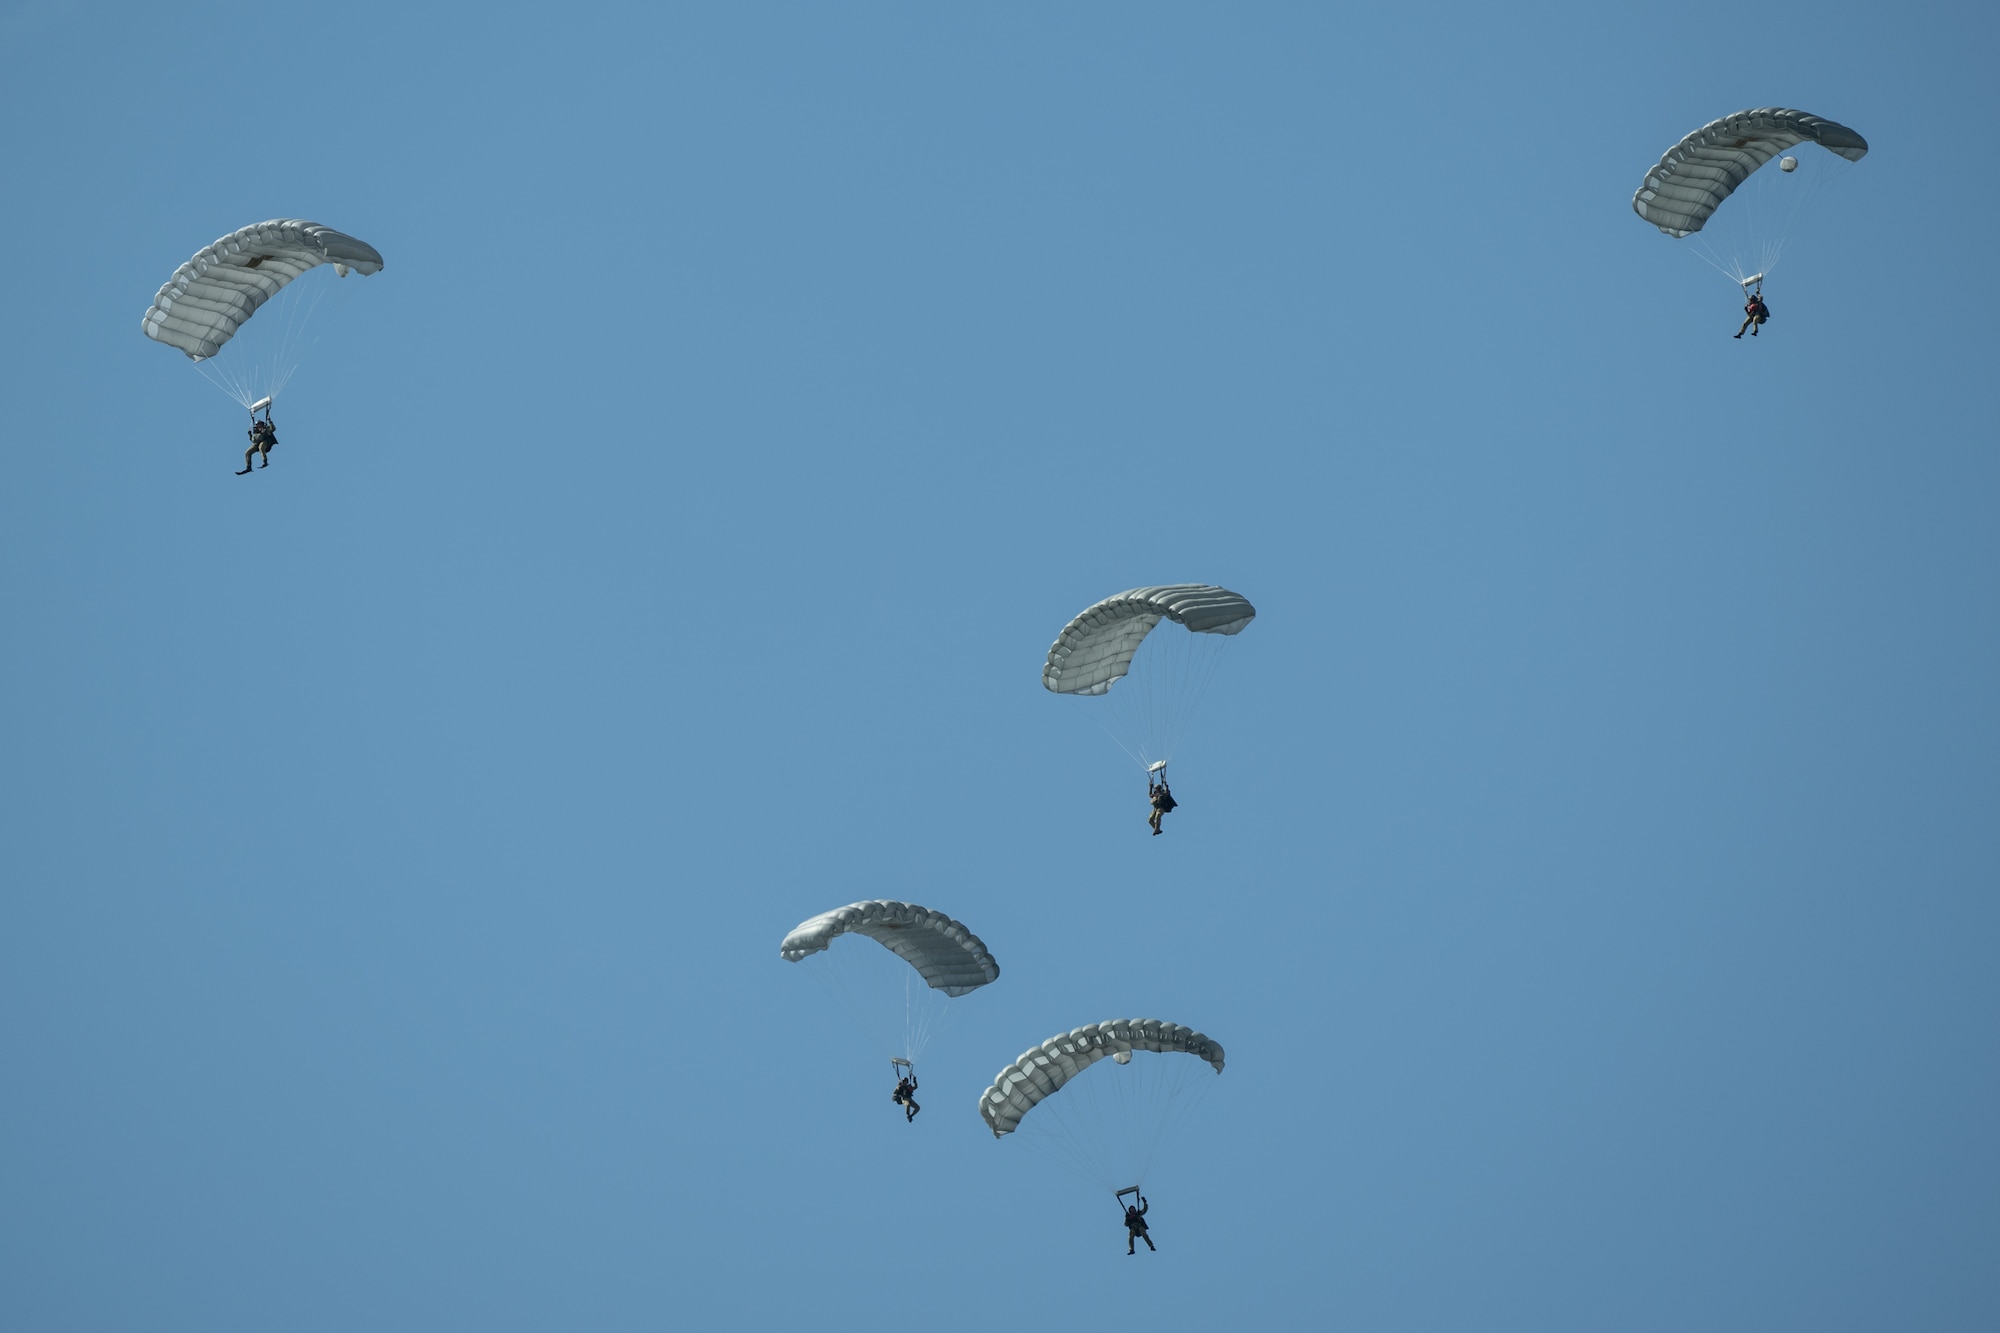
1148, 630, 1232, 769
1012, 1047, 1133, 1193
1096, 1040, 1214, 1191
798, 938, 956, 1069
276, 276, 314, 400
1090, 628, 1235, 775
1087, 705, 1154, 774
1012, 1112, 1116, 1195
1134, 1050, 1217, 1184
901, 966, 953, 1066
191, 270, 355, 410
1009, 1047, 1222, 1196
800, 954, 886, 1061
266, 273, 350, 403
1684, 148, 1857, 289
195, 349, 256, 410
1161, 631, 1232, 767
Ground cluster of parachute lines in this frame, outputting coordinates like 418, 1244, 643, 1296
139, 103, 1871, 1222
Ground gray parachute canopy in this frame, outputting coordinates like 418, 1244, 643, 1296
142, 219, 385, 361
1632, 108, 1868, 238
1042, 585, 1256, 696
980, 1019, 1224, 1138
780, 900, 999, 997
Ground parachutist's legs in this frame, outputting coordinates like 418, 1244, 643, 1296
1141, 1234, 1154, 1251
237, 446, 257, 476
905, 1099, 920, 1123
1734, 315, 1754, 338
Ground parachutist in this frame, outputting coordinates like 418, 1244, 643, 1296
892, 1073, 920, 1123
1147, 777, 1177, 835
238, 417, 277, 474
1734, 290, 1769, 339
1123, 1195, 1154, 1254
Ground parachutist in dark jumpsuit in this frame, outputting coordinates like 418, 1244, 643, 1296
892, 1074, 920, 1123
1734, 291, 1769, 339
238, 417, 277, 474
1124, 1196, 1154, 1254
1147, 777, 1177, 836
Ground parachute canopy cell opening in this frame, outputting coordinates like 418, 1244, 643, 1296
1631, 108, 1867, 289
781, 900, 999, 1066
1042, 585, 1255, 773
142, 218, 383, 409
980, 1019, 1225, 1195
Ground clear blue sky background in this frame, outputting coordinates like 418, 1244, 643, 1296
4, 3, 1997, 1329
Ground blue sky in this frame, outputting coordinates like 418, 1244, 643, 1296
4, 2, 1997, 1329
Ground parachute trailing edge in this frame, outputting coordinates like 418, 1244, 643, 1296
1632, 108, 1867, 238
142, 219, 384, 361
1043, 585, 1256, 697
980, 1019, 1224, 1138
781, 900, 999, 997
